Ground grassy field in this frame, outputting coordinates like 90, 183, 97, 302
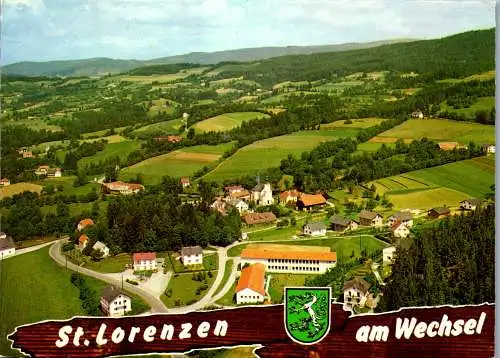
213, 259, 234, 297
6, 118, 63, 132
35, 176, 100, 196
440, 96, 495, 118
131, 118, 183, 137
41, 201, 109, 216
78, 140, 143, 169
0, 182, 43, 199
268, 274, 309, 304
0, 246, 149, 356
121, 142, 233, 185
437, 70, 495, 84
84, 253, 132, 273
161, 271, 217, 307
321, 117, 385, 129
371, 156, 494, 209
193, 112, 269, 132
316, 81, 364, 91
119, 67, 209, 84
204, 129, 360, 181
81, 127, 128, 138
375, 118, 495, 144
356, 141, 396, 153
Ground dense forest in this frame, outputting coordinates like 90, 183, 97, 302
377, 204, 495, 310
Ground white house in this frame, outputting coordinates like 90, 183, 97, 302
482, 144, 495, 154
383, 246, 397, 265
302, 222, 327, 237
388, 211, 413, 228
0, 232, 15, 259
93, 241, 110, 258
240, 244, 336, 274
180, 177, 190, 188
343, 278, 371, 309
0, 178, 10, 187
47, 168, 62, 178
279, 190, 301, 205
100, 286, 132, 317
228, 198, 249, 214
235, 263, 266, 305
460, 198, 483, 211
391, 221, 410, 238
251, 182, 274, 206
133, 252, 157, 271
181, 246, 203, 266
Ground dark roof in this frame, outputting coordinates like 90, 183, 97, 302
330, 215, 351, 227
181, 246, 203, 257
343, 277, 370, 294
461, 198, 483, 206
101, 286, 128, 302
358, 210, 381, 220
391, 211, 413, 221
0, 235, 15, 251
243, 212, 277, 225
304, 222, 327, 231
429, 207, 450, 215
252, 183, 265, 192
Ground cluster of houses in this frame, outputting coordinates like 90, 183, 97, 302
19, 148, 33, 158
234, 244, 337, 304
35, 165, 62, 178
77, 218, 110, 257
436, 142, 495, 154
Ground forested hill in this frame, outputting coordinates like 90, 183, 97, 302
210, 28, 495, 87
1, 39, 413, 78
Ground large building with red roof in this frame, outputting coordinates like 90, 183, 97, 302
102, 181, 144, 195
240, 244, 337, 274
235, 263, 266, 305
133, 252, 157, 271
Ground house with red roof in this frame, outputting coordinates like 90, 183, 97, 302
180, 177, 190, 188
78, 234, 89, 250
391, 220, 410, 238
279, 190, 301, 205
133, 252, 157, 271
102, 181, 144, 195
77, 218, 95, 232
296, 194, 327, 211
235, 263, 267, 305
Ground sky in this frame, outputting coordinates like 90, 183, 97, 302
1, 0, 496, 65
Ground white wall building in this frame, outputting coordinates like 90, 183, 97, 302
0, 233, 15, 259
343, 278, 371, 309
388, 211, 413, 228
93, 241, 110, 258
228, 198, 249, 214
181, 246, 203, 266
302, 222, 327, 237
383, 246, 397, 265
240, 244, 336, 274
133, 252, 157, 271
391, 222, 410, 238
235, 263, 266, 305
101, 286, 132, 317
251, 183, 274, 206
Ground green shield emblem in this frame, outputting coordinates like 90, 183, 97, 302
284, 287, 332, 345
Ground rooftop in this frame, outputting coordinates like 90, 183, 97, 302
359, 210, 381, 220
243, 212, 277, 225
343, 277, 370, 294
133, 252, 156, 262
101, 285, 129, 302
298, 194, 327, 207
241, 245, 337, 262
181, 246, 203, 257
330, 215, 352, 227
235, 263, 266, 296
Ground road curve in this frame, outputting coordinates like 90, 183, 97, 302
49, 240, 168, 313
209, 257, 240, 304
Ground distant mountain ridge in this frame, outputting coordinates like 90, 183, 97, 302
1, 39, 416, 77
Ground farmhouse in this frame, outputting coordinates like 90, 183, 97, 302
181, 246, 203, 266
240, 244, 337, 274
460, 198, 483, 211
92, 241, 110, 258
251, 182, 274, 206
47, 168, 62, 178
482, 144, 495, 154
411, 110, 424, 119
383, 246, 397, 265
279, 190, 301, 205
302, 222, 327, 237
133, 252, 157, 271
77, 218, 95, 231
227, 198, 249, 214
428, 207, 451, 218
235, 263, 266, 305
0, 178, 10, 186
437, 142, 459, 151
180, 177, 190, 188
243, 212, 277, 225
343, 277, 371, 309
100, 286, 132, 317
358, 210, 383, 227
330, 215, 359, 232
391, 220, 410, 238
225, 185, 244, 195
102, 181, 145, 195
35, 165, 50, 176
229, 189, 251, 201
78, 234, 89, 250
0, 232, 15, 259
211, 198, 228, 216
295, 194, 327, 211
388, 211, 413, 228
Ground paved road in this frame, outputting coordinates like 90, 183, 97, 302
0, 239, 61, 260
49, 240, 168, 313
209, 258, 240, 304
166, 247, 228, 314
